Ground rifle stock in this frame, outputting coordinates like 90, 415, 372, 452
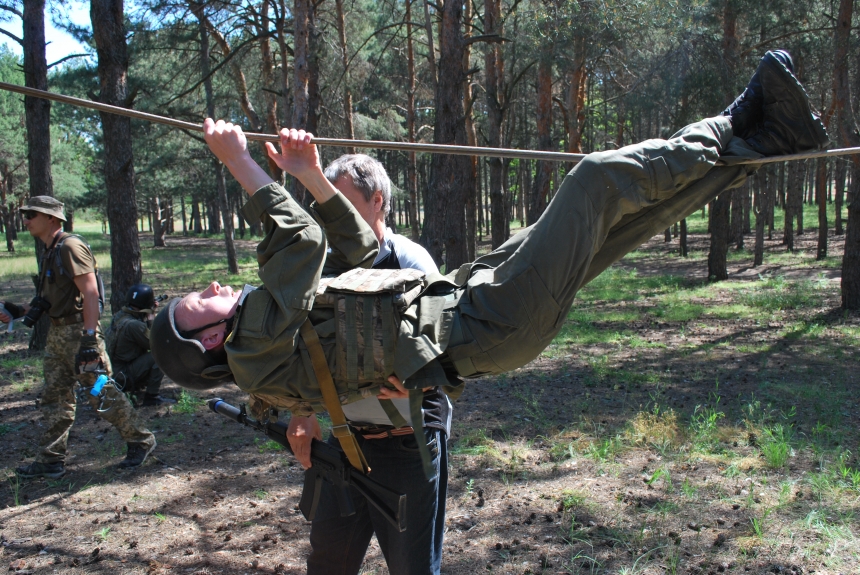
207, 399, 406, 532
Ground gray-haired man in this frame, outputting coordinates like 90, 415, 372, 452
290, 153, 449, 575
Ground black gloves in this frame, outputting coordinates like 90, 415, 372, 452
75, 333, 103, 374
2, 302, 24, 319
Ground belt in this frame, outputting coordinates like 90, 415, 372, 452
50, 313, 84, 327
358, 426, 415, 440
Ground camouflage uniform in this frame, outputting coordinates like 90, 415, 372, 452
107, 308, 164, 396
39, 322, 155, 464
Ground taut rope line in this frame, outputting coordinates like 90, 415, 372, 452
0, 81, 854, 165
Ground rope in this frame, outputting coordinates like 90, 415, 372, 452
1, 80, 856, 165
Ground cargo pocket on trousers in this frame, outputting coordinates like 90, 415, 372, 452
512, 266, 561, 341
647, 155, 675, 201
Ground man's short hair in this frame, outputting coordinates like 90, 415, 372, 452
324, 154, 392, 217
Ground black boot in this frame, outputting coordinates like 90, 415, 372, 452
119, 441, 156, 469
744, 50, 829, 156
16, 461, 66, 479
722, 50, 794, 139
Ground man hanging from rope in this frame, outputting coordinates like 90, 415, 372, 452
150, 50, 826, 572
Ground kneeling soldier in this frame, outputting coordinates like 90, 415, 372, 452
107, 283, 175, 407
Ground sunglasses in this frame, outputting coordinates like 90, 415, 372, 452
21, 210, 40, 220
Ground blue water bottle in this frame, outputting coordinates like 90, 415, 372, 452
91, 374, 108, 396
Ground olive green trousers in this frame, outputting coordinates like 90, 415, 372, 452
446, 116, 760, 377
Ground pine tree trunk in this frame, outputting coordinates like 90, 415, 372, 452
485, 0, 507, 249
23, 0, 54, 349
422, 0, 471, 270
92, 0, 142, 313
753, 172, 765, 267
817, 158, 828, 260
833, 0, 860, 307
335, 0, 355, 152
405, 0, 419, 241
194, 2, 238, 274
529, 45, 553, 225
680, 219, 688, 257
709, 192, 731, 280
152, 197, 166, 247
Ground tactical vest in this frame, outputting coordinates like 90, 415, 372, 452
312, 267, 425, 387
40, 233, 106, 315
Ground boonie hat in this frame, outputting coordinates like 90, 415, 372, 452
19, 196, 67, 222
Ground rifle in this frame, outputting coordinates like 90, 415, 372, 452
207, 398, 407, 532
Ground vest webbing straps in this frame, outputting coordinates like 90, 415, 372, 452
299, 320, 370, 474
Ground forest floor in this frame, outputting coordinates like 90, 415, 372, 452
0, 226, 858, 575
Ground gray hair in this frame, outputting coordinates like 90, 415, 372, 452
324, 154, 392, 216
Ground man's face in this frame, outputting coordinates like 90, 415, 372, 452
334, 176, 383, 229
22, 210, 51, 238
175, 281, 241, 335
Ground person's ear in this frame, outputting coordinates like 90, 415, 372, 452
199, 327, 225, 351
372, 191, 384, 213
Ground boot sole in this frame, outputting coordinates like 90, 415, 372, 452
761, 52, 830, 150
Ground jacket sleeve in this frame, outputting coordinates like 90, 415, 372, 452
311, 193, 378, 276
241, 183, 327, 314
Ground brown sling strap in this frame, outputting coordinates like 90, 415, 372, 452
299, 320, 370, 474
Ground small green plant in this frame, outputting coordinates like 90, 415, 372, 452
254, 437, 283, 453
174, 390, 205, 414
680, 477, 698, 498
254, 488, 268, 500
646, 467, 673, 492
690, 391, 725, 450
464, 478, 474, 495
760, 424, 793, 468
585, 435, 623, 462
154, 511, 167, 523
558, 489, 587, 511
750, 509, 770, 539
160, 432, 185, 445
96, 526, 111, 541
6, 473, 21, 506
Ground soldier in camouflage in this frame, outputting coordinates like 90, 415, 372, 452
107, 284, 175, 407
0, 196, 156, 479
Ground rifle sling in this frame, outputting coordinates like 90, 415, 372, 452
299, 320, 370, 474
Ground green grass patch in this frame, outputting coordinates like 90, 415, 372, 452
255, 437, 284, 452
173, 390, 205, 414
450, 428, 495, 456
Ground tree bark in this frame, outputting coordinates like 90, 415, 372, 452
485, 0, 507, 249
23, 0, 54, 349
709, 192, 731, 279
707, 0, 736, 283
193, 2, 239, 274
335, 0, 355, 151
832, 0, 860, 307
406, 0, 419, 241
422, 0, 471, 270
817, 158, 828, 260
91, 0, 142, 313
152, 197, 166, 247
529, 42, 553, 225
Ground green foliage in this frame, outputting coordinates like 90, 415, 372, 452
174, 390, 205, 414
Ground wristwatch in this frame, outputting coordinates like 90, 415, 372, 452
83, 329, 96, 337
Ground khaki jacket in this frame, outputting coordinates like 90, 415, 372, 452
226, 184, 457, 416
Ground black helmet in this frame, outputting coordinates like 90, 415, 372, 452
149, 298, 234, 390
126, 284, 155, 310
